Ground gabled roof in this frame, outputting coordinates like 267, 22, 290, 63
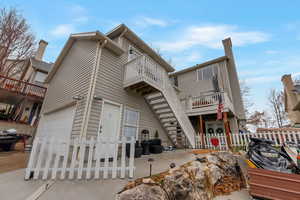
45, 31, 124, 83
169, 56, 228, 76
106, 24, 175, 72
30, 58, 53, 73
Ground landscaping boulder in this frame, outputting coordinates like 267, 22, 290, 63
117, 151, 245, 200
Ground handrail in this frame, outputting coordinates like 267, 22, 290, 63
0, 74, 47, 98
192, 92, 224, 108
0, 74, 47, 89
124, 55, 164, 90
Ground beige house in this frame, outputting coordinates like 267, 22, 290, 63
36, 24, 245, 150
281, 74, 300, 127
169, 38, 245, 146
0, 40, 51, 135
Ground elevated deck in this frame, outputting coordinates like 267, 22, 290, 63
180, 91, 235, 116
0, 74, 47, 102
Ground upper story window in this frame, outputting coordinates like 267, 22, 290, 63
197, 64, 218, 81
128, 45, 142, 62
34, 71, 47, 83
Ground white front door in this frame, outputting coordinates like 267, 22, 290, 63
97, 100, 122, 158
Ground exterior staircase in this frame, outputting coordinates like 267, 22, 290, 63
124, 55, 196, 148
145, 92, 187, 147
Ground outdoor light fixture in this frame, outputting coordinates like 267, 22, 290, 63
148, 158, 154, 176
72, 95, 84, 101
93, 95, 103, 101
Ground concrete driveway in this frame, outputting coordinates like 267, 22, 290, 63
0, 150, 251, 200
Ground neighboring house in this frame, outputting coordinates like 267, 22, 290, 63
0, 40, 51, 135
36, 24, 245, 150
281, 74, 300, 127
169, 38, 245, 145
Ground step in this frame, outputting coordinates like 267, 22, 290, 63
161, 117, 177, 123
152, 103, 169, 110
164, 124, 178, 128
149, 98, 166, 105
166, 126, 177, 131
156, 108, 172, 115
158, 113, 174, 119
145, 92, 163, 100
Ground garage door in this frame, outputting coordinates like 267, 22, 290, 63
37, 106, 76, 141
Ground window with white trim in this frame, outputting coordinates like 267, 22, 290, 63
123, 107, 140, 140
34, 71, 47, 83
128, 45, 142, 61
197, 64, 218, 81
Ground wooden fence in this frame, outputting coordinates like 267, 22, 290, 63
25, 136, 136, 180
195, 131, 300, 150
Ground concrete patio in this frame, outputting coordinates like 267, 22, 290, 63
0, 150, 251, 200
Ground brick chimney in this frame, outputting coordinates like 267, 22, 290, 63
281, 74, 300, 126
35, 40, 48, 61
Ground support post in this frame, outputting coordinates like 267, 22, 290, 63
199, 115, 205, 148
223, 112, 232, 150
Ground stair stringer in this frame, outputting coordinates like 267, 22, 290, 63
160, 79, 196, 148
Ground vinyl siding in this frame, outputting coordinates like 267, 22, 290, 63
39, 40, 97, 137
87, 37, 172, 145
176, 60, 232, 100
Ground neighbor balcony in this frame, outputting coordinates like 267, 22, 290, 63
180, 91, 235, 116
0, 74, 47, 101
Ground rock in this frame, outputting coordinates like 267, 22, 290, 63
117, 152, 245, 200
162, 161, 210, 200
142, 178, 155, 184
116, 184, 167, 200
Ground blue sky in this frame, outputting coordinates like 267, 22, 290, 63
2, 0, 300, 112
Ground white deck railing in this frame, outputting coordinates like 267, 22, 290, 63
124, 56, 165, 90
192, 92, 224, 109
195, 131, 300, 150
25, 136, 136, 180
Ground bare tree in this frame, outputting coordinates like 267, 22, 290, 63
247, 110, 273, 128
268, 88, 287, 128
0, 7, 35, 77
240, 80, 253, 118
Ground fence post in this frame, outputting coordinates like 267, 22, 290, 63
129, 137, 135, 178
25, 136, 40, 180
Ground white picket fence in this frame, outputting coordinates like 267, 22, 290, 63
195, 131, 300, 150
25, 136, 136, 180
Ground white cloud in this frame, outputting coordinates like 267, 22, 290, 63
156, 25, 270, 52
134, 17, 168, 28
265, 50, 279, 54
244, 75, 279, 84
70, 5, 86, 15
70, 4, 89, 24
172, 51, 202, 67
74, 16, 89, 23
50, 24, 75, 37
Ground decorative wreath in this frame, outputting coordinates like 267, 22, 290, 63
207, 128, 214, 134
216, 128, 224, 134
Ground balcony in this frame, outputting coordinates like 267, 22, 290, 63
123, 55, 165, 93
181, 92, 235, 116
0, 74, 47, 100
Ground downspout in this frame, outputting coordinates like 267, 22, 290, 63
80, 39, 107, 139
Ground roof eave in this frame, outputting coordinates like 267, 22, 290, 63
45, 31, 125, 83
106, 24, 175, 72
169, 56, 229, 76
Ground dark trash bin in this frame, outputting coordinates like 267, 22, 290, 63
149, 145, 163, 154
141, 140, 151, 155
126, 141, 143, 158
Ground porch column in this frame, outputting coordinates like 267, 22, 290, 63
199, 115, 205, 148
223, 112, 232, 150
